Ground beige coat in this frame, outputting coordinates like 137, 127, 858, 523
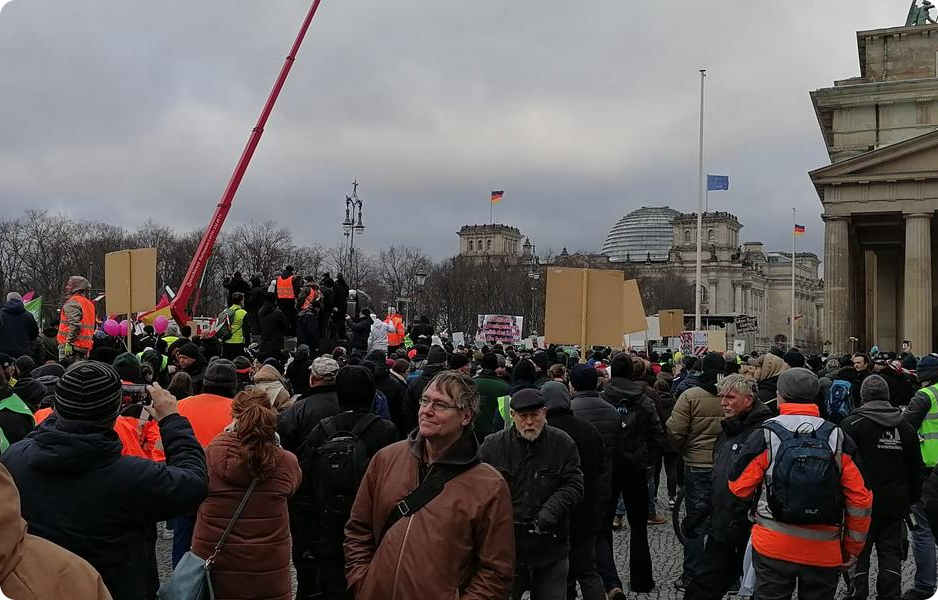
666, 385, 725, 467
0, 464, 112, 599
252, 364, 294, 412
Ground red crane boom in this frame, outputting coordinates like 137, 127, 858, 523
170, 0, 324, 326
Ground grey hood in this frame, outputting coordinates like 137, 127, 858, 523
853, 400, 903, 428
541, 381, 572, 411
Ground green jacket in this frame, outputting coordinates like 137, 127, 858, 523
474, 372, 510, 436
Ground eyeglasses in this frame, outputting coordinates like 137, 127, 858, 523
418, 398, 459, 412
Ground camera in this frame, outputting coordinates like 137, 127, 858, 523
121, 384, 152, 406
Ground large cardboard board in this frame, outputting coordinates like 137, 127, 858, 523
622, 279, 647, 334
544, 268, 624, 347
105, 248, 157, 315
708, 329, 727, 353
658, 310, 685, 338
645, 316, 661, 340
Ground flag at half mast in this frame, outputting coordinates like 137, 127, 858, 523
491, 190, 504, 204
794, 224, 805, 236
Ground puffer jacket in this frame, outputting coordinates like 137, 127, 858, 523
0, 298, 39, 357
367, 316, 395, 353
601, 377, 665, 471
345, 429, 515, 600
697, 401, 771, 542
0, 463, 112, 599
191, 432, 301, 600
666, 382, 725, 467
252, 364, 293, 412
277, 385, 341, 453
571, 388, 624, 474
481, 425, 584, 568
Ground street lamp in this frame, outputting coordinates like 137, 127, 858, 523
415, 270, 428, 287
343, 179, 365, 284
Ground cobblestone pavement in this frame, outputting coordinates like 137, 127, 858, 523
156, 489, 919, 599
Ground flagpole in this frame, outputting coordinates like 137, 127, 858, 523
695, 69, 706, 331
791, 207, 796, 348
490, 196, 494, 224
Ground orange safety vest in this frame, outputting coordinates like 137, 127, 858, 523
56, 294, 96, 351
277, 275, 295, 300
35, 408, 150, 459
300, 288, 318, 311
386, 314, 405, 346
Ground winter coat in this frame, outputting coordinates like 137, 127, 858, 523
601, 377, 665, 471
332, 278, 350, 314
666, 381, 725, 468
251, 364, 293, 412
367, 316, 395, 353
1, 415, 208, 600
877, 367, 915, 408
257, 302, 288, 358
698, 401, 771, 542
277, 384, 341, 453
474, 371, 510, 437
0, 463, 112, 599
191, 432, 301, 600
841, 401, 925, 519
347, 317, 372, 351
409, 322, 434, 346
0, 387, 34, 447
39, 329, 59, 363
481, 425, 584, 568
183, 355, 208, 395
672, 370, 700, 398
345, 429, 515, 600
546, 393, 608, 536
0, 298, 39, 357
374, 362, 407, 434
400, 363, 447, 434
291, 410, 399, 560
223, 275, 251, 305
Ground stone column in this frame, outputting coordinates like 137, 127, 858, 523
824, 216, 851, 354
903, 213, 933, 354
733, 284, 741, 313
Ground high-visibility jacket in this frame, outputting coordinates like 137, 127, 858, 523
386, 314, 405, 347
223, 305, 247, 345
728, 403, 872, 567
137, 351, 169, 373
276, 276, 296, 300
299, 287, 318, 311
496, 395, 512, 430
56, 294, 96, 351
177, 393, 234, 447
34, 407, 150, 459
917, 385, 938, 467
0, 429, 7, 454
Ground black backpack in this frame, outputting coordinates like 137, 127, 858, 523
763, 420, 844, 525
311, 413, 381, 555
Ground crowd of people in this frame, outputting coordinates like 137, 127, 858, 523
3, 273, 938, 600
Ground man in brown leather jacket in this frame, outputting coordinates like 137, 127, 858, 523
345, 370, 515, 599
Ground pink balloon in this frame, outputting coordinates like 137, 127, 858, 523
153, 316, 169, 334
119, 320, 129, 337
103, 319, 120, 337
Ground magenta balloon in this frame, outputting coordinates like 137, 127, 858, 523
119, 320, 129, 337
153, 316, 169, 334
103, 319, 120, 337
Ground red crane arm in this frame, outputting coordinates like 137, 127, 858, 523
170, 0, 324, 326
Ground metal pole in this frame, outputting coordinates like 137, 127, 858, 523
791, 208, 796, 348
694, 69, 706, 330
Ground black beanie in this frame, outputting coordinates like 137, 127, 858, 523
203, 359, 238, 391
610, 352, 633, 379
427, 345, 448, 366
481, 352, 499, 371
448, 353, 470, 370
513, 358, 537, 382
54, 361, 123, 424
701, 352, 726, 373
782, 350, 806, 369
336, 365, 376, 410
177, 343, 201, 360
531, 351, 549, 371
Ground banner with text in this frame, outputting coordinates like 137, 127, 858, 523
477, 314, 524, 345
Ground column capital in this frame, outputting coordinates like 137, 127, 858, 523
821, 214, 850, 223
903, 212, 934, 220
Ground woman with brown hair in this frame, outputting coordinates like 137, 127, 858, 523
190, 389, 301, 600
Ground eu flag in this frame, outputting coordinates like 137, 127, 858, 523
707, 175, 729, 191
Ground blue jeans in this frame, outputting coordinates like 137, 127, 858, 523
171, 514, 196, 568
911, 500, 937, 593
682, 466, 713, 580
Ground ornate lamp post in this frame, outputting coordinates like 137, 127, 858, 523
343, 179, 365, 284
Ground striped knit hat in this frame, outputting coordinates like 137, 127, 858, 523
54, 361, 123, 424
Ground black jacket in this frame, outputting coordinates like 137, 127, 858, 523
601, 377, 665, 471
245, 284, 266, 314
1, 414, 207, 600
183, 355, 208, 395
0, 386, 33, 446
290, 409, 399, 558
223, 275, 251, 305
374, 363, 406, 435
699, 401, 771, 542
333, 278, 350, 315
277, 385, 341, 454
841, 401, 925, 519
481, 425, 584, 568
409, 323, 434, 346
347, 317, 371, 351
257, 302, 288, 357
547, 406, 607, 536
570, 389, 624, 471
401, 364, 447, 434
0, 299, 39, 358
757, 376, 779, 407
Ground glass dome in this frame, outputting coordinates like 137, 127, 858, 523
602, 206, 680, 262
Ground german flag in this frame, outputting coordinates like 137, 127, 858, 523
794, 224, 805, 236
491, 190, 504, 204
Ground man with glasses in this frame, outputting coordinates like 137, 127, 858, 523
481, 388, 585, 600
345, 371, 515, 599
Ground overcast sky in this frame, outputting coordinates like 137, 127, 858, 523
0, 1, 907, 261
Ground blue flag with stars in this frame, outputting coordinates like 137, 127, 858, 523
707, 175, 729, 191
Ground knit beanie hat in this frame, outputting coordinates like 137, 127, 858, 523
177, 343, 201, 360
513, 358, 537, 382
610, 352, 634, 379
782, 350, 806, 369
531, 351, 549, 371
112, 352, 141, 383
448, 353, 470, 371
203, 359, 238, 391
569, 364, 600, 391
860, 374, 890, 404
335, 365, 376, 410
54, 361, 123, 424
917, 354, 938, 383
480, 352, 499, 371
14, 356, 35, 377
427, 345, 448, 366
701, 352, 726, 373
